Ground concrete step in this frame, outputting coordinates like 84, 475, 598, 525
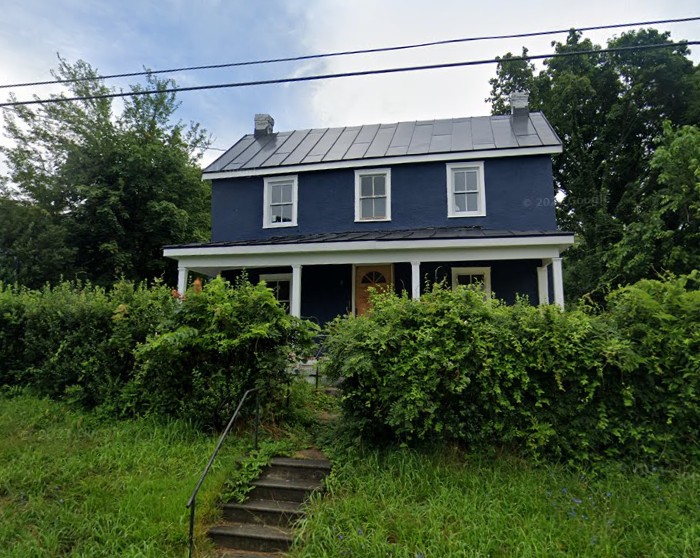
217, 550, 282, 558
262, 457, 331, 482
223, 498, 303, 527
208, 523, 292, 553
209, 454, 331, 555
249, 477, 323, 503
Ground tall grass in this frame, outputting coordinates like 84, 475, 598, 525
293, 448, 700, 557
0, 394, 249, 557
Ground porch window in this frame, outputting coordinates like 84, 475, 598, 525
260, 273, 292, 311
446, 162, 485, 217
355, 169, 391, 221
451, 266, 491, 296
263, 175, 298, 228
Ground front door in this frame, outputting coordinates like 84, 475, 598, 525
355, 265, 393, 316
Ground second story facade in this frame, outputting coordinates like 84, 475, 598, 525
205, 112, 560, 242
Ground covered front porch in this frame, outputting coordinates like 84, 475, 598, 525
164, 228, 574, 322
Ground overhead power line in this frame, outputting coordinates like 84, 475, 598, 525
0, 16, 698, 90
0, 41, 696, 109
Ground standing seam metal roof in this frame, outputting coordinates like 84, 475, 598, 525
204, 112, 561, 174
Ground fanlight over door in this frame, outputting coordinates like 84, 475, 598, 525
355, 265, 393, 316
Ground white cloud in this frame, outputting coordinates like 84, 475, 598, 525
0, 0, 697, 167
295, 0, 700, 128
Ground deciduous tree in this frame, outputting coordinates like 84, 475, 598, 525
1, 57, 211, 286
488, 29, 699, 298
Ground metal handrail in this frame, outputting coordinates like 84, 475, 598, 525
185, 387, 260, 558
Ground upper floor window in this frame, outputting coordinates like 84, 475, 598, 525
446, 162, 485, 217
263, 175, 298, 228
355, 169, 391, 222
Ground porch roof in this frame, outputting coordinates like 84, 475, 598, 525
165, 226, 572, 250
164, 227, 574, 274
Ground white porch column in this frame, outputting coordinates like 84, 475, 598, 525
537, 263, 550, 305
291, 264, 302, 317
410, 261, 421, 300
551, 257, 565, 309
177, 266, 188, 296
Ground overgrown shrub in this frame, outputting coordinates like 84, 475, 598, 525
603, 274, 700, 460
0, 277, 317, 429
131, 276, 318, 428
0, 283, 28, 386
20, 282, 115, 404
324, 275, 700, 464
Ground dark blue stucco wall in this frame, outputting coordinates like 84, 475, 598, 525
222, 265, 352, 325
211, 155, 557, 241
222, 259, 540, 324
420, 260, 540, 305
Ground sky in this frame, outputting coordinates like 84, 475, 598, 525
1, 0, 698, 167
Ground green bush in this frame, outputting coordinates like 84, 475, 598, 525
0, 276, 317, 429
20, 282, 115, 404
324, 275, 700, 464
0, 283, 28, 387
603, 274, 700, 460
131, 276, 318, 428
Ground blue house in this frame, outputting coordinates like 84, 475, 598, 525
165, 93, 573, 323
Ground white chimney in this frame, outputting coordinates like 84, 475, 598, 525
254, 114, 274, 138
510, 91, 529, 135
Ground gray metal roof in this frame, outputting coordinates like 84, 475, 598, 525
204, 113, 561, 174
165, 227, 572, 250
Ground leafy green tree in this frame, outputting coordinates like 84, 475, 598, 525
0, 197, 75, 288
488, 29, 699, 298
604, 123, 700, 284
1, 57, 211, 286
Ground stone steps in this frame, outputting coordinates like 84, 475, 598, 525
209, 455, 331, 556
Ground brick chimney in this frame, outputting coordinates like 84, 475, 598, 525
510, 91, 529, 136
254, 114, 274, 138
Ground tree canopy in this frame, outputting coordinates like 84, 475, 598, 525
488, 29, 700, 299
0, 57, 211, 288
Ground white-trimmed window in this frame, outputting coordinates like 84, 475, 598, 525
263, 175, 298, 228
451, 267, 492, 296
447, 162, 485, 217
355, 169, 391, 222
260, 273, 292, 312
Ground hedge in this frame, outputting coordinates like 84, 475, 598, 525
323, 274, 700, 464
0, 277, 317, 428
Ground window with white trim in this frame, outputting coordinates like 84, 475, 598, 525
451, 267, 491, 296
447, 162, 485, 217
260, 273, 292, 312
355, 169, 391, 221
263, 175, 298, 228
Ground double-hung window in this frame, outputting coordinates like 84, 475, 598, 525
451, 267, 492, 297
263, 175, 298, 228
260, 273, 292, 312
355, 169, 391, 222
447, 162, 485, 217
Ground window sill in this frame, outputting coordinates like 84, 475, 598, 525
355, 218, 392, 223
263, 222, 298, 229
447, 213, 486, 218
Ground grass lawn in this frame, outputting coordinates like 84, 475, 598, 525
0, 394, 249, 558
291, 450, 700, 557
2, 393, 699, 557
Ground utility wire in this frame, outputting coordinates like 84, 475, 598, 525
0, 41, 695, 109
0, 16, 697, 90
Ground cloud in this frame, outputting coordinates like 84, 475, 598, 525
296, 0, 700, 128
